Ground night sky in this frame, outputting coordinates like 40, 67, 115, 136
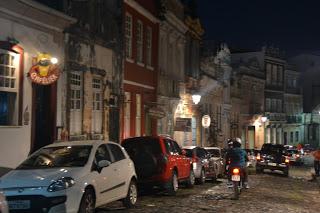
197, 0, 320, 56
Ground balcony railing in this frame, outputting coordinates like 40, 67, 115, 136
265, 112, 286, 121
286, 115, 302, 124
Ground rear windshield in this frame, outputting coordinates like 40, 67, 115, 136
206, 149, 220, 157
287, 149, 299, 154
122, 137, 162, 158
261, 144, 286, 155
184, 149, 193, 158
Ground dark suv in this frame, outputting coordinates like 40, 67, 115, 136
122, 136, 195, 195
256, 144, 290, 176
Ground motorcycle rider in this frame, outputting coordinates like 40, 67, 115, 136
225, 137, 249, 189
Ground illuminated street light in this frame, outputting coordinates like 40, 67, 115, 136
51, 57, 58, 64
261, 116, 268, 123
192, 94, 201, 105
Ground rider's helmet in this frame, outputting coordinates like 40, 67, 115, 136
227, 138, 233, 148
233, 137, 242, 148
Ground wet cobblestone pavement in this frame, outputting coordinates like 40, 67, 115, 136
98, 166, 320, 213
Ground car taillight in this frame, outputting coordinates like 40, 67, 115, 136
296, 154, 300, 158
193, 155, 200, 163
232, 168, 240, 175
256, 155, 261, 160
285, 157, 290, 163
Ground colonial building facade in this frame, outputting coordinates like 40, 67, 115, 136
0, 0, 75, 168
122, 0, 159, 139
157, 0, 187, 141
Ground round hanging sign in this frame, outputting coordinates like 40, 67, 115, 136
29, 53, 60, 85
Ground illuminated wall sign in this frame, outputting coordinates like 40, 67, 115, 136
202, 115, 211, 128
29, 53, 60, 85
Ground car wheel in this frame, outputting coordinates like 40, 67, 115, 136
283, 168, 289, 177
78, 189, 95, 213
197, 169, 206, 185
122, 180, 138, 208
186, 169, 195, 188
256, 166, 263, 174
167, 170, 178, 195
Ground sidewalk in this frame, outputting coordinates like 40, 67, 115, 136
0, 167, 12, 177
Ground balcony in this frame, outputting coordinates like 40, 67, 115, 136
265, 112, 286, 121
285, 87, 301, 95
286, 115, 302, 124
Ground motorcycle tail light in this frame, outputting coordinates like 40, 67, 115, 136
256, 155, 261, 160
232, 168, 240, 174
285, 158, 289, 163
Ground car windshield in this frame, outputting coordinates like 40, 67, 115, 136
17, 145, 92, 169
206, 149, 220, 157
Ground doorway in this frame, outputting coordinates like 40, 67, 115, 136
31, 83, 57, 153
248, 126, 255, 149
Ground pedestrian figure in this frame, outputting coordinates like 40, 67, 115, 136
312, 147, 320, 177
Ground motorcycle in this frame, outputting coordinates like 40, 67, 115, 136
229, 167, 243, 200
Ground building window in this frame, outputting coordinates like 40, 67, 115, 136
70, 72, 83, 134
92, 77, 102, 133
124, 92, 131, 138
277, 99, 282, 113
266, 98, 271, 112
271, 99, 277, 112
266, 63, 271, 85
146, 26, 152, 67
136, 20, 143, 63
272, 64, 277, 84
0, 49, 20, 126
290, 132, 293, 143
125, 13, 133, 59
295, 131, 299, 142
135, 94, 141, 136
277, 66, 283, 86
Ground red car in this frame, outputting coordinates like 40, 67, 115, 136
122, 135, 195, 195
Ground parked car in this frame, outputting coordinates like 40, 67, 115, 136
286, 149, 303, 165
0, 191, 8, 213
245, 149, 258, 167
256, 143, 290, 176
183, 146, 216, 184
122, 136, 195, 195
0, 140, 138, 213
203, 147, 225, 178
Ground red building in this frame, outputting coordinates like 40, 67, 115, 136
122, 0, 159, 139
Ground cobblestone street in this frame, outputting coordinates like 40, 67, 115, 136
99, 166, 320, 213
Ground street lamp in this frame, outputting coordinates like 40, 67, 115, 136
192, 94, 201, 105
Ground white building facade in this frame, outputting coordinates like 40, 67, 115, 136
0, 0, 75, 168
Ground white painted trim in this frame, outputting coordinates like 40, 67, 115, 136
137, 62, 145, 67
146, 65, 154, 71
18, 0, 76, 23
124, 80, 155, 90
126, 58, 134, 63
124, 0, 159, 23
0, 7, 64, 32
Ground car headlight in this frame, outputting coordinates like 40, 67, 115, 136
47, 177, 75, 192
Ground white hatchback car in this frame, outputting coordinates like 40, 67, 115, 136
0, 140, 138, 213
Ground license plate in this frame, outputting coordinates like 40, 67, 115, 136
231, 175, 240, 181
8, 200, 30, 210
268, 162, 277, 166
